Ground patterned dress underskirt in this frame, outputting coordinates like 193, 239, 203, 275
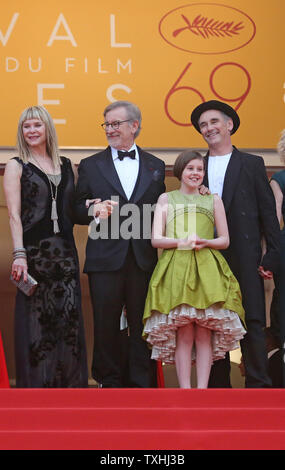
144, 303, 246, 364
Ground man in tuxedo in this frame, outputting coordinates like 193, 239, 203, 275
75, 101, 165, 387
190, 100, 280, 388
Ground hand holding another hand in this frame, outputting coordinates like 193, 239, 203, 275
178, 234, 208, 250
193, 236, 208, 251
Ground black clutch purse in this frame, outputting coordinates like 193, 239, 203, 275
10, 273, 38, 296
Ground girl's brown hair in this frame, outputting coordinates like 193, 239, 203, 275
173, 150, 205, 180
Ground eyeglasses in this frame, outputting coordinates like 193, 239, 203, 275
101, 120, 131, 130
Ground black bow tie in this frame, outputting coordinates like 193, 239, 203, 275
118, 150, 136, 161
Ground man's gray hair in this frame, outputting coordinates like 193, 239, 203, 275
103, 101, 142, 138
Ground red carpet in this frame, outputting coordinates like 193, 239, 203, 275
0, 388, 284, 450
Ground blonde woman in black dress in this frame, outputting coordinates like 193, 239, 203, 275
4, 106, 113, 387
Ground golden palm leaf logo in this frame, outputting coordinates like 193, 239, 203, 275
159, 4, 256, 55
173, 14, 244, 39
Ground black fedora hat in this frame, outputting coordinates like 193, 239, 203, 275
190, 100, 240, 135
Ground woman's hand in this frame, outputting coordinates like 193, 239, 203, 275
11, 257, 28, 282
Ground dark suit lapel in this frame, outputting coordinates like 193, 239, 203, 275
203, 155, 209, 188
222, 147, 242, 212
96, 147, 128, 200
132, 147, 153, 203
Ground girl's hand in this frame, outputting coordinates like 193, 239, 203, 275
11, 257, 28, 282
178, 234, 198, 250
193, 236, 208, 251
178, 234, 208, 250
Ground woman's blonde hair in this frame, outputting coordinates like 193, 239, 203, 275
277, 129, 285, 165
17, 106, 61, 166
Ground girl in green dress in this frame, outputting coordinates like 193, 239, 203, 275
143, 150, 246, 388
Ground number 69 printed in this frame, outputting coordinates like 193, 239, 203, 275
164, 62, 251, 127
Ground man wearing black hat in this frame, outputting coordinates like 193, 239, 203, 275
191, 100, 280, 388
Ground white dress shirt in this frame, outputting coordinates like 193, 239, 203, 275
111, 144, 139, 200
207, 153, 232, 197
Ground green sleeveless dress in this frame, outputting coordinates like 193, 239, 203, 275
143, 191, 246, 364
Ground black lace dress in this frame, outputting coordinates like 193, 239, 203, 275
13, 157, 88, 387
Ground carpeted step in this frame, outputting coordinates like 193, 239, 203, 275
0, 389, 284, 450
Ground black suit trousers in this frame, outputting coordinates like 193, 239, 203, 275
88, 245, 154, 388
208, 320, 272, 388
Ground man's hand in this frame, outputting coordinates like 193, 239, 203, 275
93, 200, 118, 219
199, 185, 211, 195
258, 265, 273, 280
85, 198, 118, 219
86, 198, 101, 208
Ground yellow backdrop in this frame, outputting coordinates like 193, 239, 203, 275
0, 0, 284, 148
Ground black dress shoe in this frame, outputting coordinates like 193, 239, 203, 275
98, 383, 120, 388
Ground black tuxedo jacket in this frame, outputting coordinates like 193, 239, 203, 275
74, 146, 165, 273
203, 147, 280, 322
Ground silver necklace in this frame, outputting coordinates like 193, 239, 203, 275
31, 155, 61, 234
